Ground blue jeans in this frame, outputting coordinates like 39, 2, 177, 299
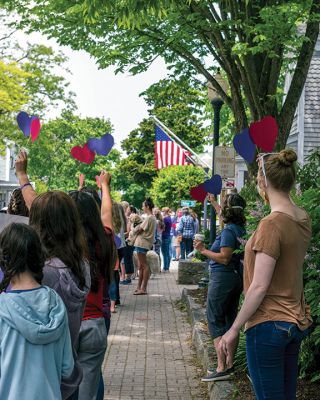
180, 237, 193, 259
161, 238, 171, 270
246, 321, 309, 400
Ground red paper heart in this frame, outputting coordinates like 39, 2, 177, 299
249, 116, 278, 152
190, 184, 207, 203
71, 143, 95, 164
30, 118, 41, 143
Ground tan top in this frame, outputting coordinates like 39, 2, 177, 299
134, 215, 157, 250
244, 211, 312, 331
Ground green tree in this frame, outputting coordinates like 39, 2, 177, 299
0, 13, 76, 148
150, 165, 205, 211
6, 0, 320, 152
113, 77, 210, 203
27, 111, 120, 191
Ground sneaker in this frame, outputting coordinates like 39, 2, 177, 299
201, 367, 234, 382
122, 279, 132, 285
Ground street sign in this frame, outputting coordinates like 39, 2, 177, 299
180, 200, 196, 207
214, 146, 235, 178
222, 179, 235, 189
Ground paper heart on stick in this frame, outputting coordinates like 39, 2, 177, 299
249, 116, 278, 152
71, 143, 95, 164
190, 184, 207, 203
233, 128, 256, 163
203, 174, 222, 195
17, 111, 38, 138
87, 133, 114, 156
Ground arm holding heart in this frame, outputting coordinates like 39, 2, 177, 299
15, 151, 37, 210
100, 170, 113, 230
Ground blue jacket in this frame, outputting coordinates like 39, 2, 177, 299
0, 285, 74, 400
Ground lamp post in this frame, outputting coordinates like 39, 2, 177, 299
207, 74, 228, 244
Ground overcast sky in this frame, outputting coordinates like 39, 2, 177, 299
15, 31, 169, 149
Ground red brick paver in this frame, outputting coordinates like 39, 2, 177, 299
102, 263, 205, 400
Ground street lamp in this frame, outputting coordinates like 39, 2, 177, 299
207, 73, 228, 244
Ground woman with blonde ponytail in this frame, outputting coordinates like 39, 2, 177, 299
220, 149, 312, 399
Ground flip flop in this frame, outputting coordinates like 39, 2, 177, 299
134, 289, 141, 294
134, 290, 147, 295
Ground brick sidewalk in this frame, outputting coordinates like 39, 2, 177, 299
102, 262, 206, 400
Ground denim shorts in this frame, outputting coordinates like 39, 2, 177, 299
134, 246, 148, 254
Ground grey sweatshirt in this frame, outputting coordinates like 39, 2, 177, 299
43, 258, 91, 400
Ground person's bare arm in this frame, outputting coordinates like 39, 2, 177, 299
100, 170, 113, 229
15, 150, 37, 210
219, 252, 276, 364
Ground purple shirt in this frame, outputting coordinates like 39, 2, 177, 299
162, 216, 172, 240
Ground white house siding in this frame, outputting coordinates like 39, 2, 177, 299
304, 53, 320, 159
287, 114, 299, 154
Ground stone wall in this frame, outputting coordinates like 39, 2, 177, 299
177, 259, 207, 285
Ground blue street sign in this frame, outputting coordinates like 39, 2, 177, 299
180, 200, 196, 207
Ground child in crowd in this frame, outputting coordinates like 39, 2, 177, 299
127, 213, 143, 246
0, 223, 74, 400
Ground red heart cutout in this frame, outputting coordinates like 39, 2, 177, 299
249, 116, 278, 152
30, 118, 41, 143
190, 184, 207, 203
71, 143, 95, 164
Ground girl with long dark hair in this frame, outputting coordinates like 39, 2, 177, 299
0, 223, 74, 400
69, 172, 116, 400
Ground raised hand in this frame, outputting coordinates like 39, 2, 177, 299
99, 170, 111, 187
15, 150, 28, 177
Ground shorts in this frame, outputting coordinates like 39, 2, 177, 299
134, 246, 148, 254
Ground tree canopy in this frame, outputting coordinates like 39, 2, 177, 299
27, 111, 120, 192
150, 165, 205, 211
114, 76, 210, 205
4, 0, 320, 151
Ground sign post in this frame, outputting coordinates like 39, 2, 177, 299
214, 147, 235, 179
180, 200, 196, 207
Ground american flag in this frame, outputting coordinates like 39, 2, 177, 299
155, 125, 191, 169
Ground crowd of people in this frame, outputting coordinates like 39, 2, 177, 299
0, 150, 201, 399
0, 148, 313, 400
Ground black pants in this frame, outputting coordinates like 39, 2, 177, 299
207, 269, 242, 339
123, 244, 134, 274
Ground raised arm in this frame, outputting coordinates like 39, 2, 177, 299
100, 170, 113, 230
15, 150, 37, 210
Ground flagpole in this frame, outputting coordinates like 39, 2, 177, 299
152, 116, 211, 170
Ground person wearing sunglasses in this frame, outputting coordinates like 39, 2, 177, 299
220, 149, 312, 399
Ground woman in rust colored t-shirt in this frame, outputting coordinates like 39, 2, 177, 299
220, 150, 312, 400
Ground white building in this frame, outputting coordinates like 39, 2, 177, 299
0, 145, 19, 209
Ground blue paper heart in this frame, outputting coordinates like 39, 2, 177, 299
233, 128, 256, 163
17, 111, 37, 137
87, 133, 114, 156
203, 175, 222, 195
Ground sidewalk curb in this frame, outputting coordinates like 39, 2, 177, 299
181, 288, 235, 400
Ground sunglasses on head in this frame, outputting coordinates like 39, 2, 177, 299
256, 153, 277, 187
